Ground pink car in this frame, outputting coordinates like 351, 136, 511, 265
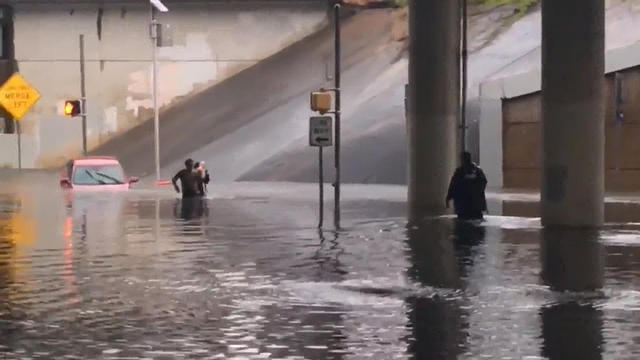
59, 156, 139, 191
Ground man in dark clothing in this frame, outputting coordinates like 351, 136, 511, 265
172, 158, 201, 199
446, 152, 488, 220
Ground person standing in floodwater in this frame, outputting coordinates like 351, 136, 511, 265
446, 151, 488, 220
172, 158, 201, 199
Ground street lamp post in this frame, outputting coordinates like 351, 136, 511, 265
150, 0, 168, 181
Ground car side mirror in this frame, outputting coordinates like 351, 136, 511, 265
128, 177, 140, 184
60, 178, 72, 189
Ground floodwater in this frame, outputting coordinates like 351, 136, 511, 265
1, 175, 640, 359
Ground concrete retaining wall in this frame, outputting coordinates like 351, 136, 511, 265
0, 133, 36, 168
2, 1, 327, 168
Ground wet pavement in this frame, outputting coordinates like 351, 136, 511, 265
0, 174, 640, 359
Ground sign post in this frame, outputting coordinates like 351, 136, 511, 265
0, 73, 41, 169
310, 116, 333, 228
17, 121, 21, 169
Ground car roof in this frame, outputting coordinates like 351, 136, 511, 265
73, 156, 121, 166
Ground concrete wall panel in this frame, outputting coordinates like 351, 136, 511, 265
0, 134, 36, 168
478, 98, 502, 188
503, 93, 540, 124
622, 70, 640, 123
504, 169, 539, 190
8, 1, 327, 167
502, 65, 640, 192
503, 122, 540, 170
606, 170, 640, 192
605, 124, 640, 170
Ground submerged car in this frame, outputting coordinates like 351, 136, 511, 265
60, 156, 139, 190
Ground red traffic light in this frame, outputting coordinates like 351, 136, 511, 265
64, 100, 81, 116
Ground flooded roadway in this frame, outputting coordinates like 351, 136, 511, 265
1, 173, 640, 359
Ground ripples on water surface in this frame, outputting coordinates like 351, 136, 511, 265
0, 177, 639, 359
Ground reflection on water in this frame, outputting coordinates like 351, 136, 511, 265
405, 219, 475, 359
0, 179, 637, 359
541, 229, 604, 292
540, 229, 605, 360
541, 302, 604, 360
175, 198, 209, 221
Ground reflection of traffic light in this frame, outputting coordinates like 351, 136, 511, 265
63, 100, 81, 116
4, 213, 35, 245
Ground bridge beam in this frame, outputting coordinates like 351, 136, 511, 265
541, 0, 605, 227
407, 0, 460, 220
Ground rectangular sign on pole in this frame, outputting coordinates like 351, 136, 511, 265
309, 116, 333, 147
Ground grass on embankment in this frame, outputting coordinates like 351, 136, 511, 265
392, 0, 538, 12
470, 0, 538, 13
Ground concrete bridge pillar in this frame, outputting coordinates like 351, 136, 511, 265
541, 0, 605, 227
407, 0, 460, 221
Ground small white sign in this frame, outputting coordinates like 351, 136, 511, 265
309, 116, 333, 147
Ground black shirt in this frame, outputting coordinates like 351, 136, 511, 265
446, 164, 488, 220
172, 169, 201, 198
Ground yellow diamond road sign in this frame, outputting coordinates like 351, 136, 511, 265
0, 73, 41, 121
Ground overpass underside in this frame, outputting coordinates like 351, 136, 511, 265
408, 0, 604, 228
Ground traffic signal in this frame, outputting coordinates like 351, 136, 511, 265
63, 100, 81, 116
310, 91, 332, 114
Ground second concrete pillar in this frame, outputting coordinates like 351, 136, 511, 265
541, 0, 605, 227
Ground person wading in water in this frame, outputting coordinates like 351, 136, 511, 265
172, 158, 202, 199
446, 151, 488, 220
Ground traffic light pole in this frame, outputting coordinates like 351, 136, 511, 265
79, 34, 87, 156
333, 1, 341, 229
151, 6, 161, 181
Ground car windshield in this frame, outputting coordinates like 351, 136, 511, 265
72, 164, 125, 185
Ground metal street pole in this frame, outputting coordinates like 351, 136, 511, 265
614, 72, 623, 172
149, 0, 168, 181
151, 6, 160, 181
16, 120, 21, 169
333, 1, 341, 229
319, 146, 324, 228
79, 34, 88, 155
461, 0, 468, 154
